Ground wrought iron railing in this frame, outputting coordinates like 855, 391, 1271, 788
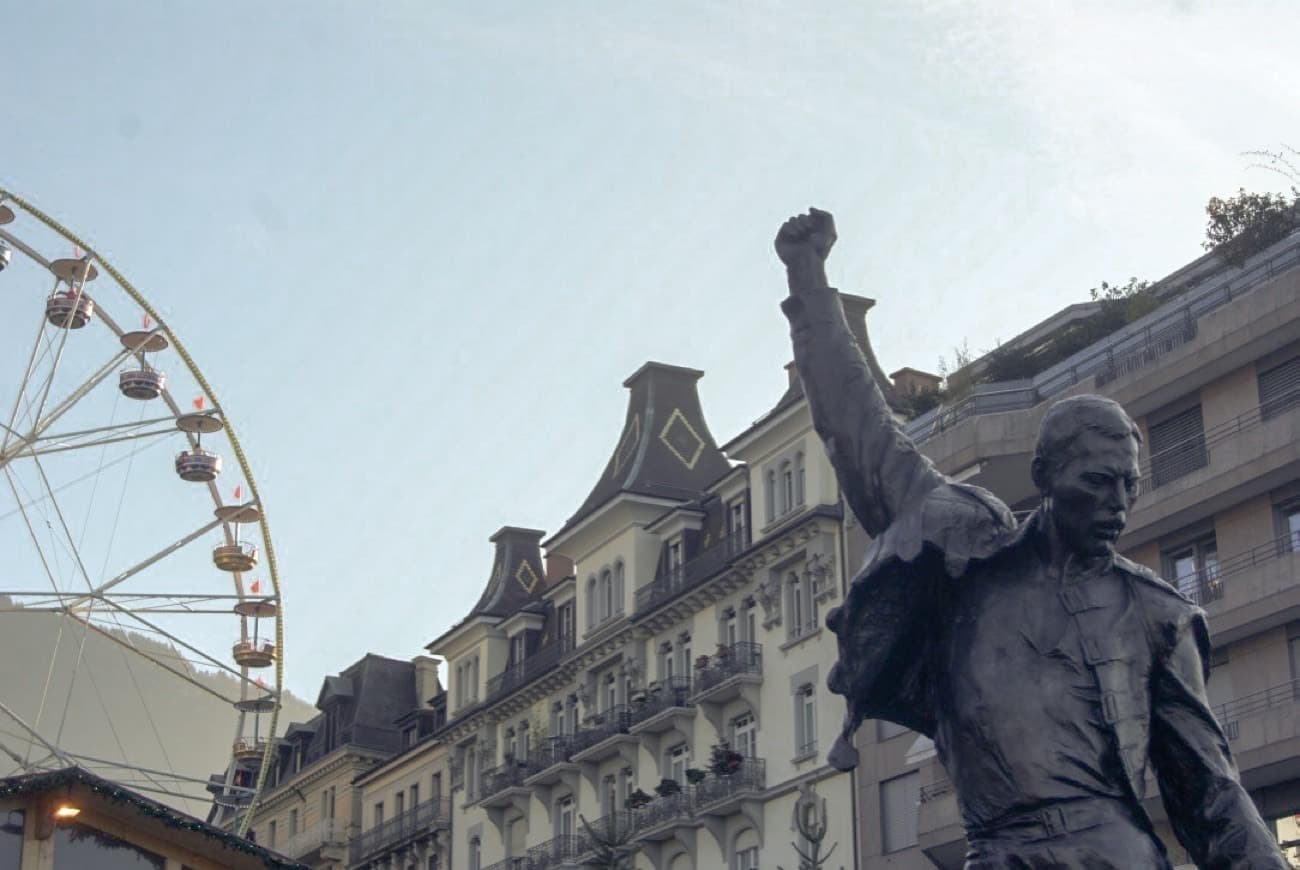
525, 734, 578, 777
283, 818, 344, 859
693, 642, 762, 695
527, 834, 588, 869
635, 533, 749, 614
695, 757, 765, 807
349, 797, 449, 865
580, 705, 634, 746
630, 677, 693, 726
634, 788, 696, 830
479, 761, 531, 802
919, 779, 954, 803
1213, 679, 1300, 729
486, 634, 577, 703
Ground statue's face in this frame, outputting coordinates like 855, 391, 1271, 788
1046, 429, 1141, 558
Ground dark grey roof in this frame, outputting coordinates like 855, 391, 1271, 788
315, 675, 354, 708
465, 526, 549, 620
556, 362, 731, 540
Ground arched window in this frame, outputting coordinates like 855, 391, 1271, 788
468, 837, 482, 870
796, 451, 806, 505
787, 571, 804, 638
781, 460, 794, 515
586, 576, 598, 628
600, 569, 613, 622
765, 470, 776, 522
613, 561, 625, 613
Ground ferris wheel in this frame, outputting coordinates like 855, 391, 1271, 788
0, 190, 281, 834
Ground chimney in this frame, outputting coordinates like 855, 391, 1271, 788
837, 292, 903, 412
413, 656, 443, 706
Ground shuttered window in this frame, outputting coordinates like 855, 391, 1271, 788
1259, 356, 1299, 421
881, 771, 920, 852
1149, 405, 1208, 488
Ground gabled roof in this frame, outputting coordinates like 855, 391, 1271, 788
315, 675, 354, 708
552, 362, 732, 543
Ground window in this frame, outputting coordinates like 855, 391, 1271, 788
505, 727, 517, 760
788, 572, 805, 639
1259, 355, 1299, 420
557, 796, 576, 838
732, 713, 757, 758
372, 803, 383, 828
268, 820, 277, 849
881, 772, 921, 852
288, 808, 299, 838
1280, 501, 1300, 552
676, 634, 692, 676
728, 498, 748, 552
723, 608, 739, 647
614, 561, 625, 612
1149, 405, 1208, 488
735, 845, 760, 870
559, 602, 576, 642
432, 772, 442, 799
519, 720, 530, 760
782, 460, 795, 515
410, 783, 420, 809
765, 470, 776, 523
668, 743, 690, 784
795, 684, 817, 757
1163, 535, 1220, 604
567, 695, 580, 734
667, 539, 683, 582
658, 642, 673, 680
605, 674, 617, 712
600, 569, 613, 621
603, 774, 618, 815
510, 633, 526, 666
322, 785, 336, 820
586, 577, 597, 627
395, 791, 405, 817
743, 598, 758, 642
796, 451, 806, 506
551, 702, 564, 737
468, 837, 481, 870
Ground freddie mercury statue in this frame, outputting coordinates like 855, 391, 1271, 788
775, 208, 1285, 868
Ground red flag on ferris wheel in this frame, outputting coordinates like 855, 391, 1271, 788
193, 396, 205, 411
233, 484, 243, 501
249, 577, 261, 594
142, 314, 152, 330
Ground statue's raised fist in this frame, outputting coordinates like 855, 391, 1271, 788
774, 207, 837, 268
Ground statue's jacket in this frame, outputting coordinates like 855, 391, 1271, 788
781, 285, 1286, 867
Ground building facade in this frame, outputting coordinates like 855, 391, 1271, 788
851, 231, 1300, 868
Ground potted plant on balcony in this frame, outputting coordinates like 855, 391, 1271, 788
654, 777, 682, 798
685, 767, 707, 785
709, 742, 744, 776
624, 788, 653, 810
694, 655, 710, 671
715, 642, 733, 661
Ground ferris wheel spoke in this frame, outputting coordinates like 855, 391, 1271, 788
93, 597, 260, 686
17, 424, 177, 460
0, 346, 135, 471
0, 699, 72, 767
65, 612, 240, 706
63, 514, 226, 610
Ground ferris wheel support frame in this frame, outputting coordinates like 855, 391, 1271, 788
0, 189, 284, 836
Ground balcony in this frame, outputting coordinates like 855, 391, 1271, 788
486, 634, 576, 704
524, 735, 581, 786
693, 757, 765, 816
571, 706, 637, 764
635, 534, 747, 615
349, 798, 450, 866
632, 789, 698, 841
629, 677, 694, 735
483, 859, 532, 870
479, 761, 532, 809
575, 812, 636, 858
1206, 536, 1300, 644
917, 778, 965, 870
527, 834, 588, 870
283, 818, 345, 862
692, 643, 762, 702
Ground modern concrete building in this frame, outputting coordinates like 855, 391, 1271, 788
850, 231, 1300, 868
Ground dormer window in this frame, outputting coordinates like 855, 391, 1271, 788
667, 538, 683, 582
510, 633, 526, 667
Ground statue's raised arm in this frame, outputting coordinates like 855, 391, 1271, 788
775, 208, 945, 537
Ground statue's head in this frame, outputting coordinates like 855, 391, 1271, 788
1030, 394, 1142, 558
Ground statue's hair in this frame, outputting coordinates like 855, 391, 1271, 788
1034, 394, 1141, 481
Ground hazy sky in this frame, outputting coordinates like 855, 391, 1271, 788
2, 1, 1297, 701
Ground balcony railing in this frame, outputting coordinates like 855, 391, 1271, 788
1138, 389, 1298, 494
1213, 679, 1300, 732
919, 779, 954, 803
574, 705, 634, 751
525, 734, 578, 778
903, 231, 1300, 445
479, 760, 530, 803
693, 642, 762, 696
349, 797, 450, 865
630, 677, 693, 726
486, 634, 577, 704
527, 834, 588, 870
483, 859, 532, 870
635, 533, 748, 614
634, 788, 696, 832
695, 757, 765, 807
283, 818, 345, 859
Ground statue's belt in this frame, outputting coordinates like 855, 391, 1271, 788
966, 797, 1141, 842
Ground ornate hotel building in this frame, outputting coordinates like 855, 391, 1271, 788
854, 232, 1300, 868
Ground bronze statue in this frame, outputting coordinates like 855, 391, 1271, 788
775, 208, 1285, 868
